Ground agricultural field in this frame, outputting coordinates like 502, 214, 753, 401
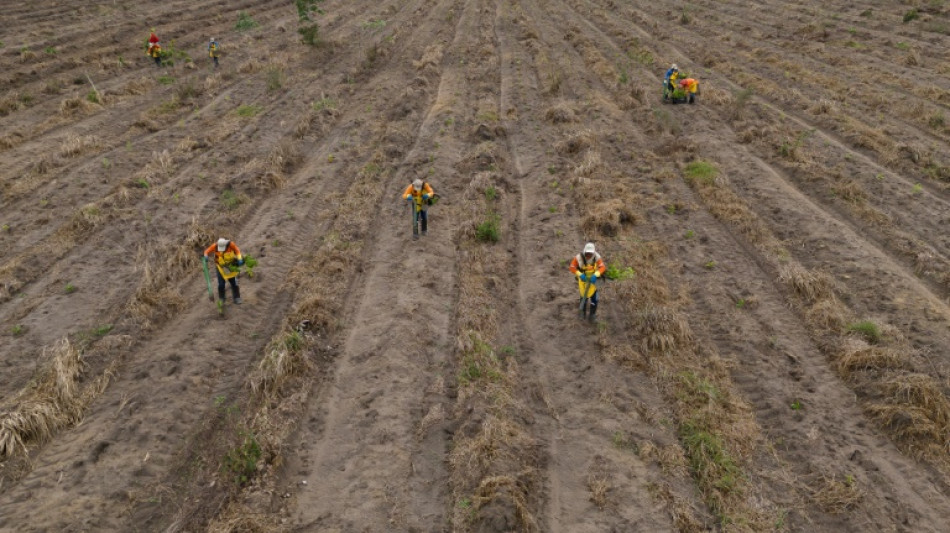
1, 0, 949, 531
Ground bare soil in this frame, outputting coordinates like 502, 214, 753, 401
1, 0, 949, 531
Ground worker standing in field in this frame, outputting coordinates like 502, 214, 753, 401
208, 37, 221, 68
664, 63, 679, 93
204, 238, 244, 304
569, 242, 607, 321
146, 28, 162, 67
402, 178, 436, 240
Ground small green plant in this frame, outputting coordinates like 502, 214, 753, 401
735, 299, 747, 309
93, 324, 113, 337
458, 498, 472, 509
236, 104, 262, 117
223, 430, 262, 484
903, 9, 919, 23
1, 224, 9, 232
243, 255, 259, 277
65, 283, 76, 294
605, 265, 635, 281
217, 300, 224, 314
704, 260, 717, 269
86, 90, 100, 103
679, 8, 691, 25
684, 160, 718, 183
44, 46, 57, 55
618, 68, 629, 84
298, 23, 320, 45
548, 206, 557, 213
220, 189, 243, 210
135, 178, 150, 189
848, 320, 881, 344
282, 330, 303, 352
312, 97, 336, 111
895, 41, 910, 50
684, 229, 695, 239
484, 186, 497, 201
157, 75, 175, 85
327, 154, 335, 163
235, 11, 260, 31
101, 157, 111, 169
790, 399, 803, 410
475, 213, 501, 243
912, 183, 923, 194
859, 9, 872, 17
12, 325, 25, 336
0, 41, 4, 48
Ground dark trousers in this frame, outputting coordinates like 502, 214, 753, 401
216, 269, 239, 299
212, 56, 219, 67
414, 209, 428, 234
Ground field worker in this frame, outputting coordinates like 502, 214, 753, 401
208, 37, 220, 68
204, 238, 244, 304
679, 77, 699, 104
402, 178, 435, 240
664, 63, 679, 92
569, 242, 607, 321
146, 28, 162, 67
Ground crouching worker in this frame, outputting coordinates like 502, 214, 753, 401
569, 242, 607, 321
679, 77, 699, 104
204, 238, 244, 304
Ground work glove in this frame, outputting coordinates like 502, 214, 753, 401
578, 273, 588, 282
236, 259, 245, 266
590, 274, 599, 284
422, 194, 430, 200
406, 196, 413, 202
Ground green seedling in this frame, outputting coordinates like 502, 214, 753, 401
243, 255, 259, 278
790, 400, 802, 410
684, 229, 695, 239
12, 325, 25, 336
704, 260, 717, 269
65, 283, 76, 294
605, 265, 635, 281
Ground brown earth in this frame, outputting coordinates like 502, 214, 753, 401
1, 0, 949, 531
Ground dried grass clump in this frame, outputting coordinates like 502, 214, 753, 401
239, 59, 263, 74
804, 297, 848, 331
127, 259, 186, 328
122, 76, 152, 95
811, 98, 835, 115
779, 264, 834, 303
810, 474, 863, 513
582, 198, 638, 237
59, 95, 97, 116
573, 150, 604, 179
544, 102, 578, 123
60, 133, 101, 157
835, 340, 906, 374
635, 305, 693, 353
249, 329, 310, 399
556, 129, 594, 155
0, 338, 84, 457
866, 374, 950, 460
261, 140, 301, 189
466, 473, 539, 532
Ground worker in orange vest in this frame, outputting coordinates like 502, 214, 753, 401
203, 238, 244, 304
569, 242, 607, 321
402, 178, 436, 240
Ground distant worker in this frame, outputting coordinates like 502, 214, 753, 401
664, 63, 679, 93
146, 28, 162, 67
402, 178, 436, 240
204, 238, 244, 304
569, 242, 607, 321
678, 77, 699, 104
208, 37, 221, 68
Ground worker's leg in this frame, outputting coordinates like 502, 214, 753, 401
229, 277, 241, 304
420, 208, 428, 235
216, 270, 226, 301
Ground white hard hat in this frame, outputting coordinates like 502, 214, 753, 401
583, 242, 596, 255
412, 179, 423, 191
217, 238, 229, 252
671, 64, 678, 70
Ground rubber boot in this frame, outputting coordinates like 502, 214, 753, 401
218, 288, 226, 302
588, 304, 597, 322
233, 285, 242, 305
421, 215, 428, 236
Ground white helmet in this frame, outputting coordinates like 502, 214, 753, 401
412, 179, 423, 191
216, 238, 229, 252
671, 63, 678, 70
210, 37, 215, 42
583, 242, 596, 255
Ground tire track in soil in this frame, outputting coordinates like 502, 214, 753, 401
0, 1, 433, 529
494, 0, 699, 529
553, 0, 950, 527
281, 1, 470, 529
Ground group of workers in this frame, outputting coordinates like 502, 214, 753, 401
146, 28, 220, 68
663, 63, 699, 104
